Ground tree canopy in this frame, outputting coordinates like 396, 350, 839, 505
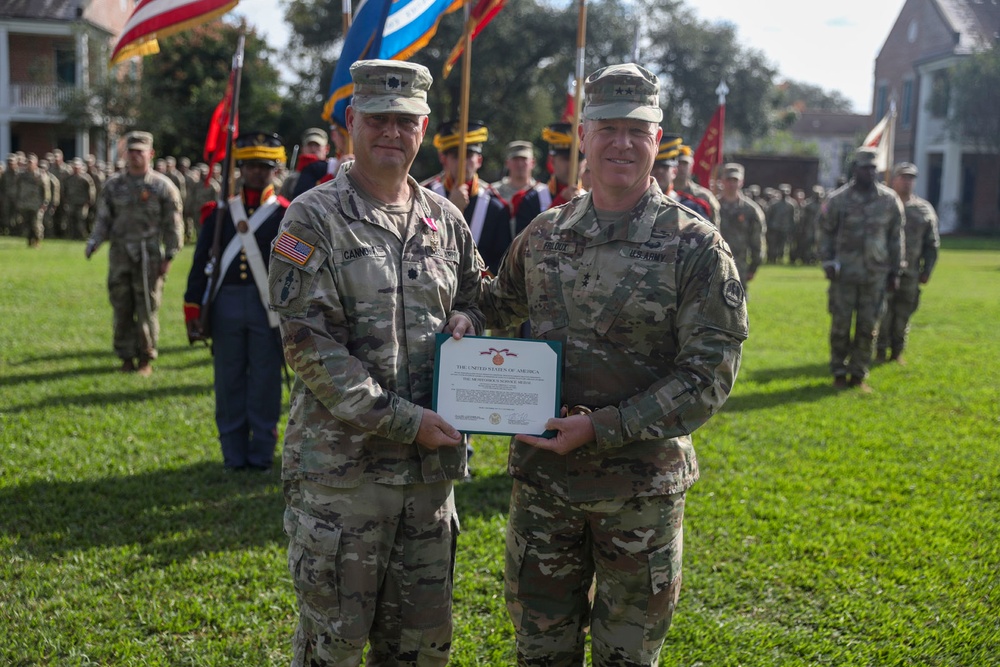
947, 47, 1000, 151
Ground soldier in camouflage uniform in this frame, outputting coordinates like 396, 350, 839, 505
38, 159, 61, 238
15, 153, 51, 247
0, 154, 19, 235
86, 131, 183, 376
474, 63, 748, 667
718, 162, 766, 292
675, 147, 720, 226
798, 185, 825, 265
267, 60, 486, 667
163, 157, 190, 241
765, 183, 797, 263
818, 147, 904, 391
876, 162, 939, 364
63, 158, 97, 240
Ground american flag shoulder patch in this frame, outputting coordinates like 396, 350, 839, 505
274, 231, 315, 265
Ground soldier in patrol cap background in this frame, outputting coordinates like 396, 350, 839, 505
268, 58, 486, 667
511, 121, 586, 236
652, 132, 712, 219
876, 161, 939, 365
421, 119, 512, 275
818, 146, 904, 392
717, 162, 766, 292
279, 126, 329, 199
183, 131, 289, 472
766, 182, 798, 264
675, 144, 720, 225
85, 130, 184, 376
491, 139, 538, 204
469, 61, 747, 667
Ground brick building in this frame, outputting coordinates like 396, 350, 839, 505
874, 0, 1000, 233
0, 0, 134, 159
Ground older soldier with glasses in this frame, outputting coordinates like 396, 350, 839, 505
268, 59, 486, 667
462, 63, 748, 666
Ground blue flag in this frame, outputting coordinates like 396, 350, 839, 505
322, 0, 462, 127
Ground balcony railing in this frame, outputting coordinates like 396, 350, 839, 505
9, 83, 78, 111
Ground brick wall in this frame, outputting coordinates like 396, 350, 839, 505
8, 35, 73, 84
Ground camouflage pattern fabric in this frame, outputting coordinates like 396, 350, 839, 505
877, 194, 939, 356
798, 196, 824, 264
62, 171, 97, 240
267, 163, 486, 488
481, 181, 747, 665
16, 169, 51, 243
90, 171, 183, 361
685, 179, 720, 227
285, 479, 457, 667
764, 196, 798, 263
819, 181, 903, 379
269, 162, 485, 666
506, 480, 685, 666
718, 193, 766, 289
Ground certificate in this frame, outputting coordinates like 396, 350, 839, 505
433, 334, 562, 436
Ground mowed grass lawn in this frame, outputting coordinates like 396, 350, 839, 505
1, 234, 998, 666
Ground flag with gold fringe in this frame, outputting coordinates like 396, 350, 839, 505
111, 0, 240, 65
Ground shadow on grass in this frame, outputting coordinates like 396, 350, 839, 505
2, 383, 214, 414
1, 462, 285, 566
742, 363, 830, 385
722, 379, 838, 412
2, 461, 512, 567
10, 344, 193, 365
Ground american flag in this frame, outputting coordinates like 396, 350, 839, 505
275, 232, 314, 265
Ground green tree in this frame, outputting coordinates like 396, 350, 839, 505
773, 79, 855, 113
130, 19, 284, 161
947, 47, 1000, 151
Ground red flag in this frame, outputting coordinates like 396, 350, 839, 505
203, 71, 238, 178
560, 74, 576, 123
111, 0, 240, 65
692, 103, 725, 187
442, 0, 506, 78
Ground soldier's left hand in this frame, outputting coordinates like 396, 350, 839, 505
919, 273, 930, 285
159, 259, 171, 277
515, 414, 595, 455
415, 409, 463, 449
443, 313, 475, 339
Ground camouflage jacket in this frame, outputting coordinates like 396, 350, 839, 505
268, 165, 487, 488
765, 196, 798, 232
90, 171, 183, 261
901, 195, 939, 278
718, 194, 766, 276
480, 181, 748, 502
62, 172, 96, 207
818, 181, 904, 283
15, 170, 51, 210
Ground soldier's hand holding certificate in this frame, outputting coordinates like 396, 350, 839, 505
432, 334, 562, 436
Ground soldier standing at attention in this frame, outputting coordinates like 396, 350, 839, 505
492, 140, 538, 204
470, 63, 747, 666
268, 59, 486, 666
766, 183, 798, 263
63, 158, 97, 240
0, 154, 18, 235
421, 119, 512, 275
511, 121, 586, 236
876, 162, 939, 365
86, 131, 183, 376
184, 132, 289, 472
819, 147, 904, 391
15, 153, 50, 247
718, 162, 766, 292
675, 146, 720, 225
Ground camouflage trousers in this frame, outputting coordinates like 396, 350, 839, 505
828, 279, 886, 379
107, 245, 164, 362
18, 207, 44, 244
505, 480, 686, 667
284, 479, 458, 667
877, 276, 921, 356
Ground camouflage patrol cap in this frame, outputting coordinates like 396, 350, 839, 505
349, 59, 432, 115
301, 127, 328, 146
125, 131, 153, 149
583, 63, 662, 122
505, 140, 535, 159
778, 183, 792, 194
894, 161, 918, 177
855, 147, 878, 167
722, 162, 744, 180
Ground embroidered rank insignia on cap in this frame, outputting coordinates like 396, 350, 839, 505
274, 231, 314, 265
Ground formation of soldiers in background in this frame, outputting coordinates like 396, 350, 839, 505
0, 135, 831, 266
0, 149, 226, 246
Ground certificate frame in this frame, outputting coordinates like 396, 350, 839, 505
432, 334, 562, 436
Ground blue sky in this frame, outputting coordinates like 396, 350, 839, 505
234, 0, 908, 114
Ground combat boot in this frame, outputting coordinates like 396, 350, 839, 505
873, 349, 888, 364
833, 376, 848, 389
119, 358, 136, 373
890, 350, 906, 366
847, 376, 872, 393
136, 358, 153, 377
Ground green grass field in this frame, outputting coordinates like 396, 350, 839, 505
1, 234, 998, 666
